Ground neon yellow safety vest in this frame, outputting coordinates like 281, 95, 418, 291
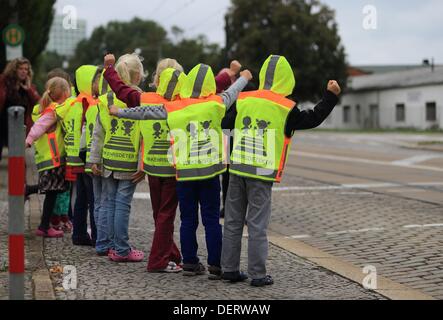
139, 92, 175, 177
84, 103, 99, 173
55, 96, 76, 133
230, 90, 295, 183
31, 103, 66, 172
60, 94, 97, 167
166, 95, 227, 181
98, 92, 141, 172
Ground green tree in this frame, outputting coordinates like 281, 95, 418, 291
69, 18, 223, 88
225, 0, 347, 101
0, 0, 56, 72
164, 35, 223, 73
69, 18, 169, 76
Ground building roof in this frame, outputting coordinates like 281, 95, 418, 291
348, 66, 443, 92
353, 65, 427, 74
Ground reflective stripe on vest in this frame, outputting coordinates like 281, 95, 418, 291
63, 99, 84, 166
143, 164, 176, 176
230, 90, 294, 183
176, 163, 226, 181
85, 103, 99, 167
36, 157, 66, 171
32, 104, 66, 172
102, 159, 138, 171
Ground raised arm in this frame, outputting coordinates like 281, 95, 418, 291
285, 81, 341, 137
25, 111, 57, 147
103, 54, 141, 108
219, 70, 252, 110
110, 105, 168, 121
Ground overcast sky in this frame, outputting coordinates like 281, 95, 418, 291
55, 0, 443, 65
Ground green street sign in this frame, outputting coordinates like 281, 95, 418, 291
3, 24, 25, 47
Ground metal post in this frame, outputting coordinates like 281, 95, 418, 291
8, 107, 25, 300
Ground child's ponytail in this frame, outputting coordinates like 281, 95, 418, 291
115, 53, 145, 91
39, 77, 70, 113
39, 90, 54, 113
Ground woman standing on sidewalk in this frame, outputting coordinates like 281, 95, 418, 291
0, 58, 40, 161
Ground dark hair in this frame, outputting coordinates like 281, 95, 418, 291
47, 68, 72, 85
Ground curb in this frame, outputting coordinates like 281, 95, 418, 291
267, 230, 436, 300
26, 150, 56, 300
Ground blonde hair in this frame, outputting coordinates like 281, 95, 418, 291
115, 53, 145, 91
152, 58, 184, 88
40, 77, 70, 113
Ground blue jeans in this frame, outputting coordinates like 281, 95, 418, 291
102, 176, 137, 257
176, 176, 222, 267
92, 176, 109, 253
73, 173, 96, 242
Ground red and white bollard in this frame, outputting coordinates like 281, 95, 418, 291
8, 107, 25, 300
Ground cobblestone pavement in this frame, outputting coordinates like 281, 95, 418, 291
268, 132, 443, 299
42, 180, 383, 300
0, 157, 33, 300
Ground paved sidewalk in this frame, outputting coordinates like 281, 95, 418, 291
42, 180, 383, 300
270, 172, 443, 299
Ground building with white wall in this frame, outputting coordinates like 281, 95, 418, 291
322, 66, 443, 130
46, 15, 87, 57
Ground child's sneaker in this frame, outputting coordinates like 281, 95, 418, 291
250, 275, 274, 287
36, 227, 64, 238
62, 221, 73, 233
183, 263, 206, 276
208, 266, 222, 280
149, 262, 183, 273
222, 271, 248, 283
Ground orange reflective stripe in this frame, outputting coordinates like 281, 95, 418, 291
239, 90, 295, 109
47, 132, 61, 167
75, 93, 98, 106
276, 136, 291, 183
165, 95, 223, 113
41, 103, 57, 116
140, 92, 167, 104
140, 140, 145, 171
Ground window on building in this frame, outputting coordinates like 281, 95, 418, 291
396, 104, 406, 122
426, 102, 437, 122
343, 106, 351, 123
356, 105, 361, 124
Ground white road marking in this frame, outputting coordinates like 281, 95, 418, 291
392, 155, 443, 166
403, 224, 443, 229
292, 151, 443, 173
273, 182, 443, 192
133, 192, 151, 200
132, 182, 443, 200
325, 228, 385, 236
285, 235, 311, 239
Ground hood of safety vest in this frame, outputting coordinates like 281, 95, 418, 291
75, 65, 100, 96
156, 68, 187, 101
259, 55, 295, 97
180, 64, 216, 99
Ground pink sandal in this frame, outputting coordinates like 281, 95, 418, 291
109, 249, 144, 262
36, 227, 64, 238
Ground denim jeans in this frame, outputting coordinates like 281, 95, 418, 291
176, 176, 222, 267
101, 176, 137, 257
92, 176, 109, 253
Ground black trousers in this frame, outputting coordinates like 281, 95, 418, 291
40, 191, 60, 231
